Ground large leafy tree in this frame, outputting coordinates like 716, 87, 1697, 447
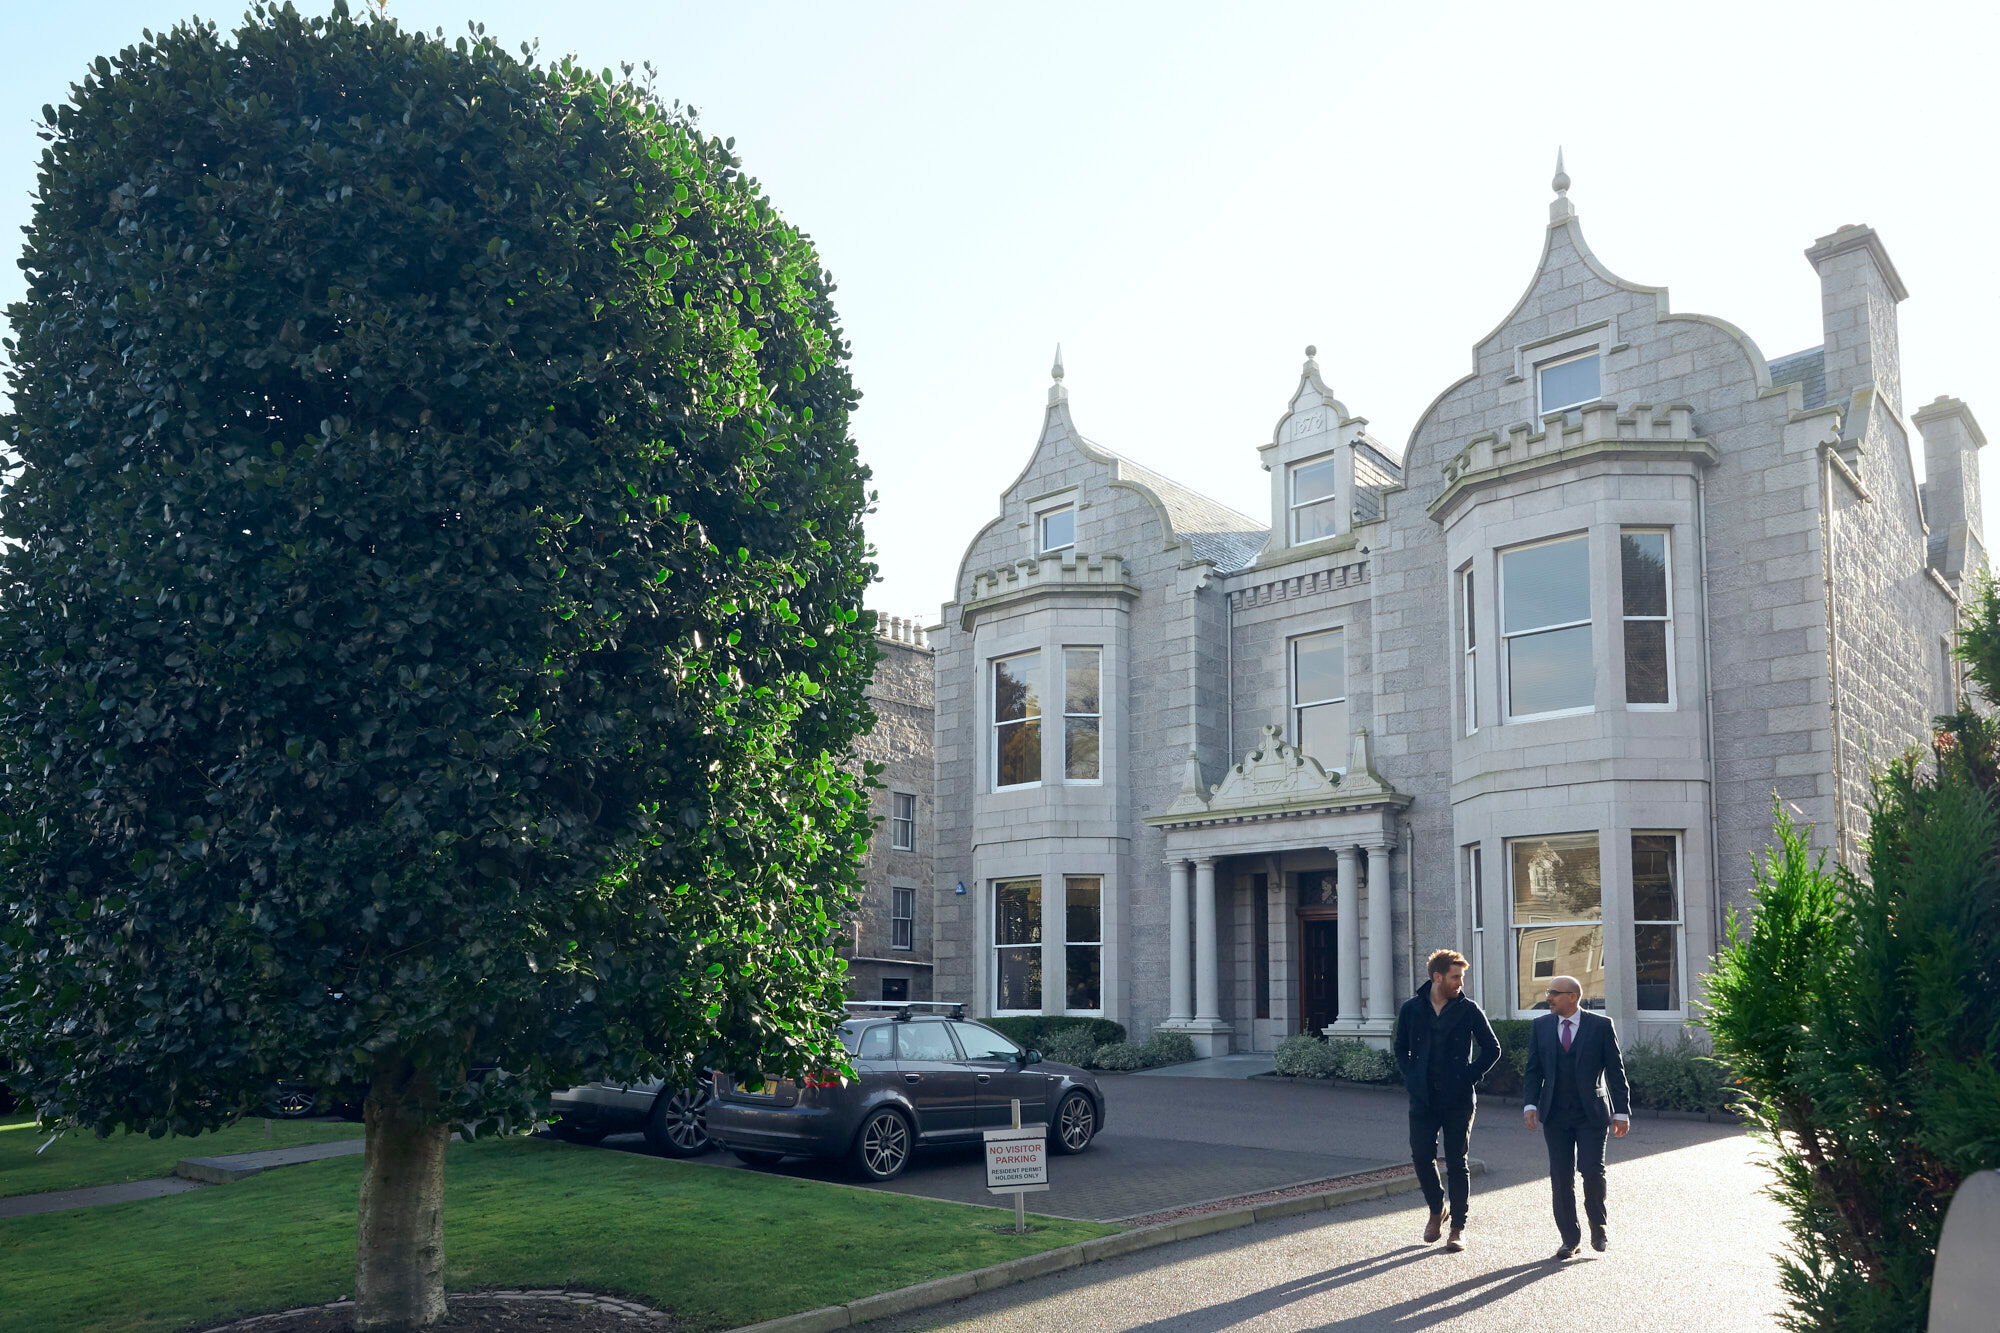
1704, 583, 2000, 1331
0, 4, 875, 1328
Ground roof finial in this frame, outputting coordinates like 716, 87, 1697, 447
1549, 148, 1575, 223
1048, 343, 1067, 406
1305, 344, 1317, 363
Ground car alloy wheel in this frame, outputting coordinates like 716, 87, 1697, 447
855, 1108, 912, 1181
1053, 1091, 1096, 1153
645, 1086, 712, 1157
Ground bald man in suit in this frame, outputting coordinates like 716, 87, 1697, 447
1521, 975, 1630, 1259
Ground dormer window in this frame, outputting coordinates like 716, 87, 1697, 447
1537, 351, 1601, 415
1288, 453, 1340, 543
1039, 504, 1075, 554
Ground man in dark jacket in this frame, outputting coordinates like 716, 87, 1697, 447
1394, 948, 1502, 1252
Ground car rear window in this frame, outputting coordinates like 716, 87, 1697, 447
835, 1025, 862, 1055
858, 1026, 892, 1059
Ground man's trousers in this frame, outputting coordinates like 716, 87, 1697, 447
1541, 1112, 1609, 1243
1408, 1101, 1475, 1228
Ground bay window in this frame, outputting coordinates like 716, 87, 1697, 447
993, 879, 1042, 1011
1631, 834, 1684, 1011
1621, 530, 1672, 706
1064, 648, 1102, 781
1501, 535, 1593, 719
1064, 876, 1102, 1011
1508, 833, 1605, 1013
992, 651, 1042, 789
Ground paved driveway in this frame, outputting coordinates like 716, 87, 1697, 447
868, 1075, 1787, 1331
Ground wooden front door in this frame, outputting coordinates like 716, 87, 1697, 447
1299, 913, 1339, 1035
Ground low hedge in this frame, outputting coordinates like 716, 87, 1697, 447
1271, 1033, 1398, 1084
1090, 1029, 1198, 1072
982, 1016, 1125, 1052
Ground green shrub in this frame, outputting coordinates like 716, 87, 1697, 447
1335, 1044, 1399, 1083
1038, 1026, 1100, 1069
1092, 1041, 1147, 1071
1480, 1019, 1535, 1097
1273, 1032, 1339, 1078
1141, 1031, 1197, 1067
1625, 1034, 1735, 1114
983, 1017, 1125, 1052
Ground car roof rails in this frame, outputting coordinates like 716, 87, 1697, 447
842, 1000, 966, 1022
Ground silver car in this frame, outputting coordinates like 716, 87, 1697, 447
705, 1007, 1106, 1181
548, 1076, 713, 1157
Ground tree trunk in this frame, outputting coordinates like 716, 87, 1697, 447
354, 1060, 450, 1332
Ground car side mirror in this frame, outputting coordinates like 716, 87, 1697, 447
1024, 1049, 1043, 1065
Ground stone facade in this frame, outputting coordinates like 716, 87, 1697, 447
842, 616, 935, 1003
929, 169, 1987, 1053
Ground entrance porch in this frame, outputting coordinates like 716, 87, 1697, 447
1144, 726, 1412, 1056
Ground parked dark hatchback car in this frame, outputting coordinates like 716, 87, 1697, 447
705, 1007, 1107, 1181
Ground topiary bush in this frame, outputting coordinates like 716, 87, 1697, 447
1141, 1031, 1197, 1067
1092, 1041, 1148, 1071
1039, 1026, 1100, 1069
1625, 1034, 1736, 1114
1335, 1043, 1400, 1084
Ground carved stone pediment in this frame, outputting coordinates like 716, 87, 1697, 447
1148, 725, 1410, 829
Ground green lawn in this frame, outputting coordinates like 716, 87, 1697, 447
0, 1135, 1116, 1333
0, 1114, 364, 1198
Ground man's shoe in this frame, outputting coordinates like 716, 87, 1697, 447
1554, 1240, 1580, 1260
1423, 1210, 1444, 1243
1444, 1228, 1465, 1253
1591, 1225, 1608, 1253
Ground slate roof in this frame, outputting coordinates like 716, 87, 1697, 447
1769, 347, 1828, 410
1093, 442, 1269, 571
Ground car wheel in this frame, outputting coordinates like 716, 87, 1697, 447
852, 1107, 913, 1182
266, 1087, 317, 1119
551, 1121, 607, 1145
732, 1148, 785, 1167
645, 1086, 712, 1157
1050, 1091, 1096, 1154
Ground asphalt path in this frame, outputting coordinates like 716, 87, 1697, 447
865, 1074, 1788, 1332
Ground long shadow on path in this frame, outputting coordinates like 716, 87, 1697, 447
1117, 1247, 1566, 1333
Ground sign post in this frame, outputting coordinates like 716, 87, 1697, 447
983, 1098, 1047, 1234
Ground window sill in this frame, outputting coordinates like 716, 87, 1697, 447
1504, 705, 1595, 724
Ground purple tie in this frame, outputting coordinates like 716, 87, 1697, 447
1561, 1018, 1574, 1051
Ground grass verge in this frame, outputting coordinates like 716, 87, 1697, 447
0, 1114, 364, 1199
0, 1135, 1117, 1333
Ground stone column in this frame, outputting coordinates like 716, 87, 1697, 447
1366, 840, 1395, 1027
1167, 859, 1192, 1024
1193, 857, 1220, 1023
1335, 845, 1363, 1028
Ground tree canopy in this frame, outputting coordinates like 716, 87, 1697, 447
0, 0, 873, 1165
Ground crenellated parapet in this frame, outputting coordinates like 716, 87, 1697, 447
1429, 400, 1717, 522
956, 550, 1138, 630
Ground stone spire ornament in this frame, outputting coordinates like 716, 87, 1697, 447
1048, 343, 1067, 406
1304, 344, 1318, 371
1551, 148, 1575, 223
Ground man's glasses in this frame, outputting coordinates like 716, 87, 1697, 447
1545, 989, 1579, 997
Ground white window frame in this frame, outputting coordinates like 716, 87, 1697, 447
891, 885, 915, 951
1038, 504, 1075, 555
1621, 528, 1675, 710
1505, 832, 1606, 1019
1499, 533, 1595, 723
1630, 831, 1687, 1015
890, 792, 916, 850
1062, 647, 1103, 784
1062, 875, 1104, 1015
1290, 627, 1348, 772
991, 878, 1043, 1015
1460, 564, 1478, 736
1466, 843, 1484, 1002
1536, 349, 1602, 415
1288, 452, 1341, 545
990, 650, 1043, 792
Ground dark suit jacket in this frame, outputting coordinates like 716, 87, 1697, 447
1521, 1009, 1631, 1128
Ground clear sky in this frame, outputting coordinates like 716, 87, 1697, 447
3, 2, 1995, 626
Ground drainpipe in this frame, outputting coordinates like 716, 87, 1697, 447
1224, 588, 1235, 763
1697, 474, 1726, 962
1819, 445, 1850, 865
